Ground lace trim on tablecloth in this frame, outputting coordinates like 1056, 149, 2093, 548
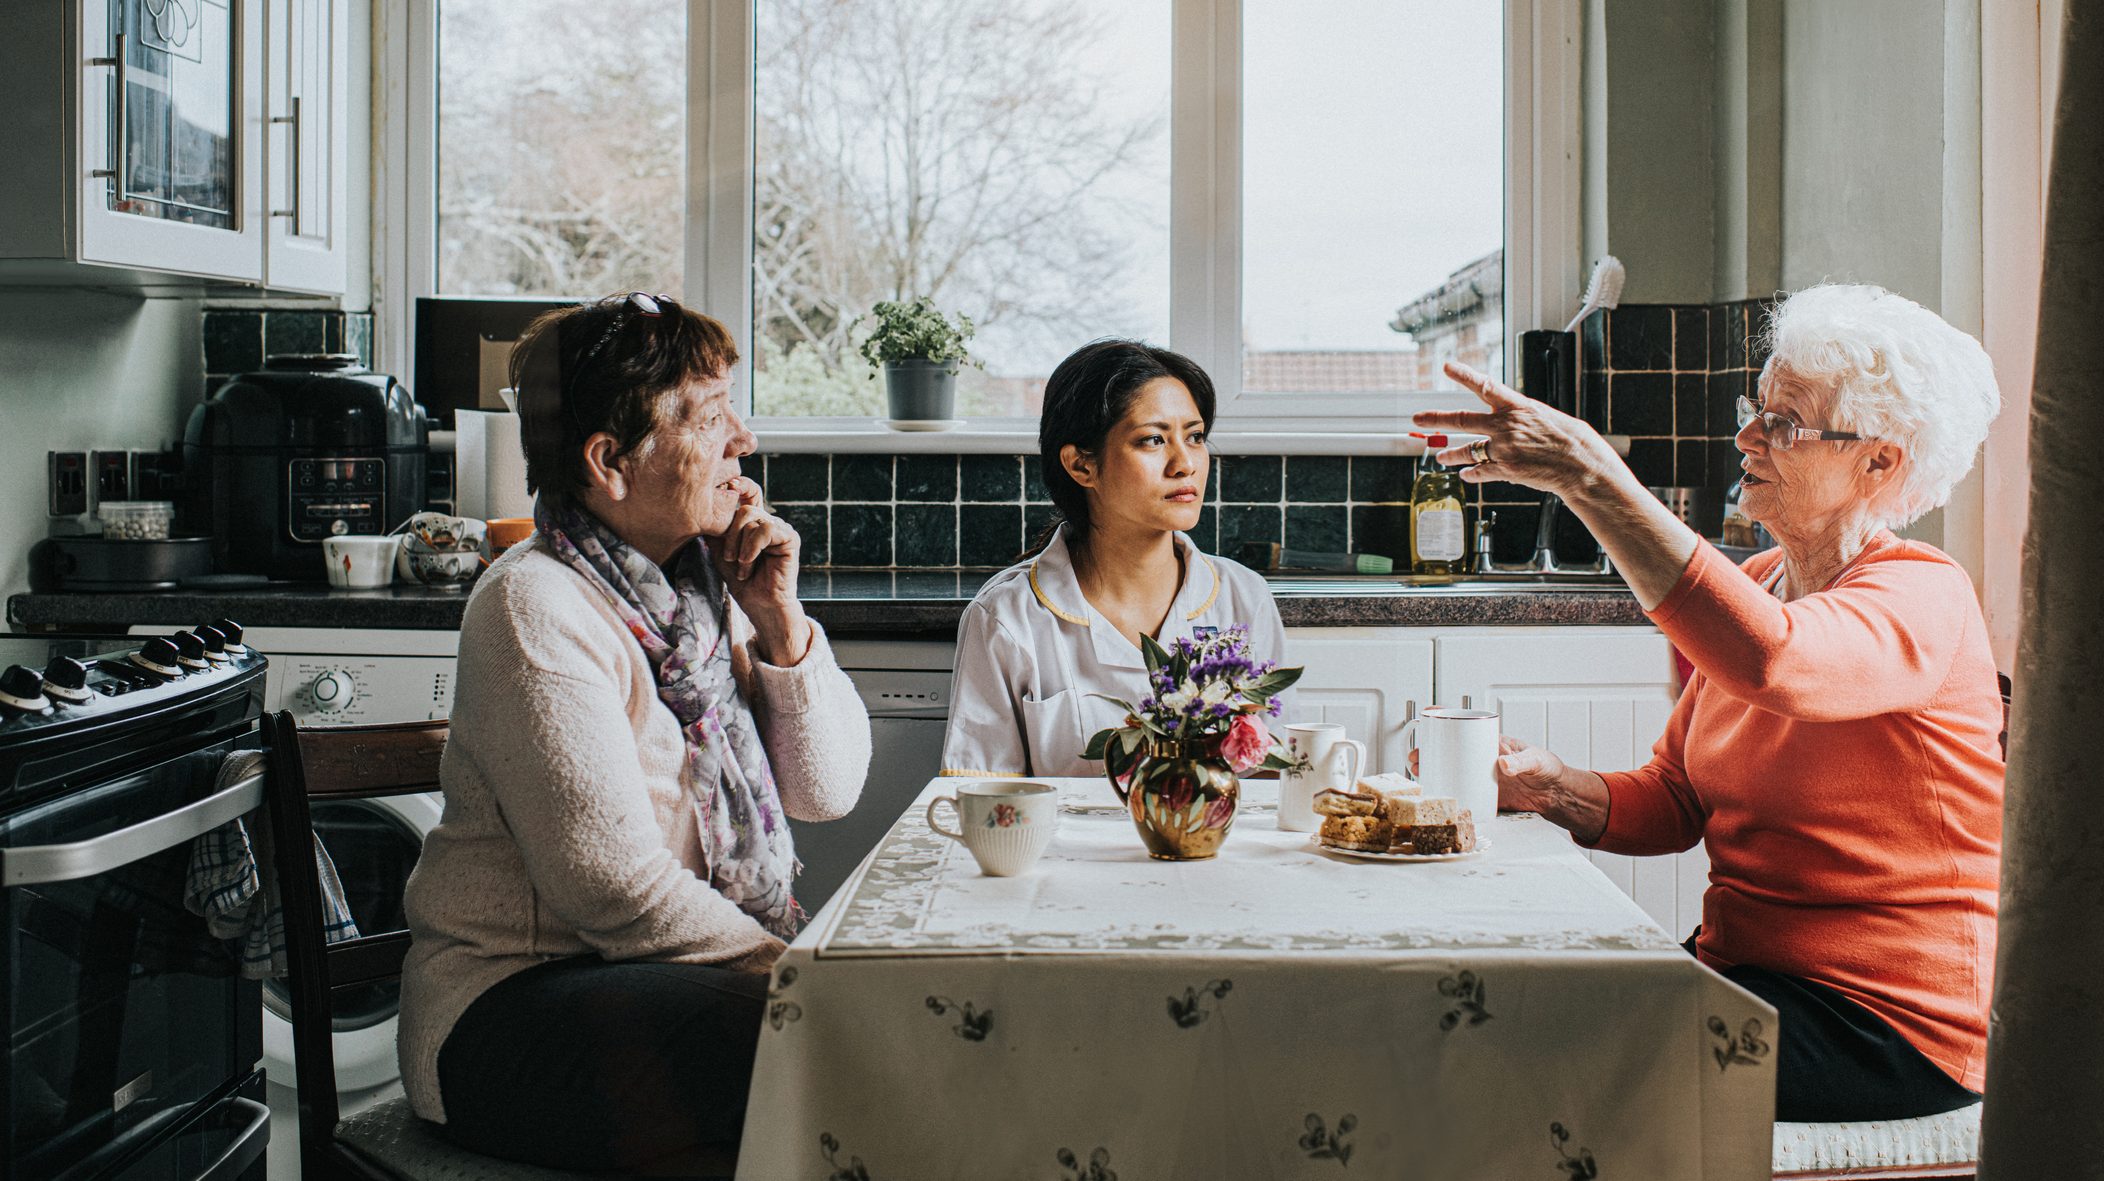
820, 807, 1683, 955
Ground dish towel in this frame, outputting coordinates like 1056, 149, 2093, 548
184, 749, 361, 979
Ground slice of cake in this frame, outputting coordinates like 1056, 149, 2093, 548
1382, 796, 1478, 854
1381, 794, 1458, 827
1403, 812, 1477, 855
1313, 788, 1379, 817
1318, 813, 1394, 852
1357, 771, 1421, 797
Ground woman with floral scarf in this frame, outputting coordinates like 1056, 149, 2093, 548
398, 294, 871, 1173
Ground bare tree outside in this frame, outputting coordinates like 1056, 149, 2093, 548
752, 0, 1167, 417
437, 0, 1168, 418
437, 0, 685, 298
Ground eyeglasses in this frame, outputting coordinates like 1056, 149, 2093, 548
1734, 396, 1864, 450
565, 292, 671, 431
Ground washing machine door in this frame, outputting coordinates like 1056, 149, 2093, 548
262, 791, 439, 1094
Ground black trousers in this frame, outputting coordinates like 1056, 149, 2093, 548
1684, 933, 1980, 1122
435, 955, 768, 1173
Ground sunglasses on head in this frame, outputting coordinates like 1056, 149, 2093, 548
564, 292, 673, 432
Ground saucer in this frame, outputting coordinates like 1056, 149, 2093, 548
881, 418, 965, 432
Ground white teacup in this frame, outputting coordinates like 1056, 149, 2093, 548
322, 535, 401, 589
926, 780, 1059, 876
1279, 722, 1366, 832
1402, 707, 1502, 822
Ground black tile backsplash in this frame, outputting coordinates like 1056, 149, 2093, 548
1220, 455, 1282, 502
960, 454, 1021, 502
1285, 456, 1348, 503
289, 294, 1768, 575
896, 455, 958, 502
201, 307, 375, 394
832, 454, 893, 502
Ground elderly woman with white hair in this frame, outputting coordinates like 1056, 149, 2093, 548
1417, 283, 2003, 1122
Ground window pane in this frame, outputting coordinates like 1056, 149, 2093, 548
752, 0, 1171, 418
436, 0, 685, 297
1242, 0, 1504, 395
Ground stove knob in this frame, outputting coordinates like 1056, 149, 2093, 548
0, 665, 51, 713
131, 637, 185, 678
308, 668, 356, 712
173, 631, 210, 670
40, 657, 92, 705
212, 619, 248, 653
193, 625, 231, 662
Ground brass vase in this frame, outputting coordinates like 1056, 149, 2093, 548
1110, 737, 1239, 861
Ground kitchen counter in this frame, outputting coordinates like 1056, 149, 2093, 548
7, 571, 1650, 635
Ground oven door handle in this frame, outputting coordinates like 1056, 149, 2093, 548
194, 1095, 272, 1181
0, 768, 266, 887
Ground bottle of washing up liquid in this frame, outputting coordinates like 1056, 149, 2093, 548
1409, 433, 1467, 576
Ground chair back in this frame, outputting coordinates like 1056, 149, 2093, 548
1998, 672, 2012, 759
261, 711, 447, 1181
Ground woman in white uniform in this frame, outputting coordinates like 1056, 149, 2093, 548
943, 339, 1293, 778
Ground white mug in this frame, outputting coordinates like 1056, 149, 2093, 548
322, 536, 400, 589
1401, 707, 1501, 823
926, 780, 1060, 876
1279, 722, 1367, 833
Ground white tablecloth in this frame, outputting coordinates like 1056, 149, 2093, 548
739, 778, 1776, 1180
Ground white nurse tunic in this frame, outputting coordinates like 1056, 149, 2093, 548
941, 524, 1296, 779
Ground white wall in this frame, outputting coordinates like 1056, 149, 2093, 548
1779, 0, 1949, 306
0, 292, 203, 602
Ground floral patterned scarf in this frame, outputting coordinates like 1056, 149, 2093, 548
535, 501, 802, 937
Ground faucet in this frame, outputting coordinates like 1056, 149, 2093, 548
1469, 502, 1616, 578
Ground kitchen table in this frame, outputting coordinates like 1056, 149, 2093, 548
738, 779, 1776, 1180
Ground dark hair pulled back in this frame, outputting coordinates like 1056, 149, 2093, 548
1037, 338, 1215, 541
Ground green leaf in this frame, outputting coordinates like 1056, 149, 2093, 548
1083, 729, 1114, 761
1086, 693, 1140, 717
1141, 634, 1170, 676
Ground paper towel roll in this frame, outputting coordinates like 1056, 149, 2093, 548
455, 410, 533, 520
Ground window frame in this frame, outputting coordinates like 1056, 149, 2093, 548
380, 0, 1580, 447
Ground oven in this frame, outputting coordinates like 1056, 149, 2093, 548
1, 633, 270, 1181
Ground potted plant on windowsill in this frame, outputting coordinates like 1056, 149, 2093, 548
855, 297, 980, 429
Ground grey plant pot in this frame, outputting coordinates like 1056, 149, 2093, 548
883, 359, 958, 421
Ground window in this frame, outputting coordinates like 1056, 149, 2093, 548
403, 1, 1569, 434
750, 0, 1171, 418
1239, 0, 1505, 402
434, 0, 686, 297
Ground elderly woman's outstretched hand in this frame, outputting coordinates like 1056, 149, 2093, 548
1414, 361, 1622, 498
710, 476, 813, 666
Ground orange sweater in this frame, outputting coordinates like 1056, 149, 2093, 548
1594, 534, 2002, 1091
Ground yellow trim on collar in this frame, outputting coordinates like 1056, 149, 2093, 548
1185, 555, 1221, 620
1028, 561, 1091, 626
939, 769, 1026, 779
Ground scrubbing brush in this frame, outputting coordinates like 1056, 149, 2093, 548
1563, 255, 1626, 333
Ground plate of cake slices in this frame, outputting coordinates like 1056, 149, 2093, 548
1310, 837, 1487, 863
1310, 781, 1482, 861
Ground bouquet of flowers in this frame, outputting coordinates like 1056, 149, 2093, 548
1081, 625, 1303, 781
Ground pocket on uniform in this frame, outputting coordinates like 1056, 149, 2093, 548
1017, 690, 1121, 777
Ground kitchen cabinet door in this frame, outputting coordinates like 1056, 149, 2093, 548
1436, 627, 1707, 941
1285, 628, 1434, 775
75, 0, 265, 282
263, 0, 348, 293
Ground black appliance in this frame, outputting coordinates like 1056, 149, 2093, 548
181, 356, 429, 581
1, 626, 270, 1181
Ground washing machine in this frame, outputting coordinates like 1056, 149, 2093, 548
132, 625, 460, 1181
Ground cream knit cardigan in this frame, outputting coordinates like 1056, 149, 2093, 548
396, 539, 872, 1122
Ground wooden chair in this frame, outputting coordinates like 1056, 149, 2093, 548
260, 712, 596, 1181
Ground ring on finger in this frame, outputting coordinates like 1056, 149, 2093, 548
1468, 439, 1491, 465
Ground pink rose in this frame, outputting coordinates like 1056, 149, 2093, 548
1220, 714, 1270, 773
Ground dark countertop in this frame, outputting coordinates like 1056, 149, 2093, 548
8, 571, 1651, 636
